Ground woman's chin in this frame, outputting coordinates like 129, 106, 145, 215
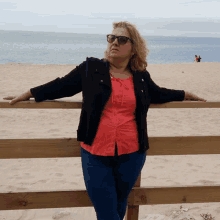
109, 53, 120, 58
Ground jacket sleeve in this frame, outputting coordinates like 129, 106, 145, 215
145, 71, 185, 104
30, 61, 86, 102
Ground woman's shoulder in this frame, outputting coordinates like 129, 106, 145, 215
137, 69, 150, 77
86, 57, 100, 62
73, 57, 105, 73
86, 57, 107, 64
86, 57, 109, 70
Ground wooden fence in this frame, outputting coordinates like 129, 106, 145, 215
0, 100, 220, 220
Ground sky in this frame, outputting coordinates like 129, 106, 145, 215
1, 0, 220, 37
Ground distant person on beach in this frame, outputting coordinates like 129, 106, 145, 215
4, 21, 206, 220
194, 55, 198, 63
197, 55, 202, 62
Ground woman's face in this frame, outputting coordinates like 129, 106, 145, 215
107, 27, 133, 60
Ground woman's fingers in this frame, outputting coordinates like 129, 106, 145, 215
3, 96, 19, 105
196, 95, 206, 102
191, 93, 207, 102
197, 97, 207, 102
3, 96, 16, 100
3, 93, 31, 105
9, 97, 20, 105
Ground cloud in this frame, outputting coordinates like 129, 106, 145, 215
156, 20, 220, 32
179, 0, 217, 4
1, 1, 17, 10
0, 0, 220, 37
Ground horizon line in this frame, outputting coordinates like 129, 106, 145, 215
0, 29, 220, 39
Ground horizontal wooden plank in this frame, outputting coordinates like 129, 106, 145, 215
0, 101, 220, 109
0, 100, 82, 109
131, 185, 220, 205
0, 136, 220, 159
1, 185, 220, 210
148, 136, 220, 155
149, 101, 220, 108
0, 138, 81, 159
0, 190, 93, 210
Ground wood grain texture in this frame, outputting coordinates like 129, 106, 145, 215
1, 101, 220, 109
1, 185, 220, 211
0, 136, 219, 159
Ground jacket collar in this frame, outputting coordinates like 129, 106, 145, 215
93, 59, 141, 88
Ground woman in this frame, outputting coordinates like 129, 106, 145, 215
4, 21, 206, 220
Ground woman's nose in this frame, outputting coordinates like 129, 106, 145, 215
112, 37, 119, 45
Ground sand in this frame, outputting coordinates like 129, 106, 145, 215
0, 62, 220, 220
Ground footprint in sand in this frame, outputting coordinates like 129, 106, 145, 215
191, 169, 198, 172
52, 211, 76, 220
197, 180, 216, 185
70, 182, 78, 185
141, 214, 166, 220
15, 176, 23, 180
6, 185, 26, 191
186, 163, 193, 167
31, 180, 47, 185
147, 176, 157, 179
21, 173, 35, 179
55, 173, 64, 177
49, 129, 60, 132
154, 166, 164, 169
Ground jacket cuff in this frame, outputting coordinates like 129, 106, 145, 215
176, 90, 185, 101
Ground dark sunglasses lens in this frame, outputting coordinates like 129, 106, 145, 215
107, 35, 131, 44
118, 37, 128, 44
107, 35, 115, 43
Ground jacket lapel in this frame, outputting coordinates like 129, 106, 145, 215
92, 59, 145, 99
93, 60, 112, 88
132, 70, 141, 95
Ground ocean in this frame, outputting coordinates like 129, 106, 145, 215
0, 29, 220, 65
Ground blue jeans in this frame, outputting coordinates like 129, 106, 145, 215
81, 143, 147, 220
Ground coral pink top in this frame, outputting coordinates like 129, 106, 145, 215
81, 72, 139, 156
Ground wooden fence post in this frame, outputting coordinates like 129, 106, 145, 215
125, 173, 141, 220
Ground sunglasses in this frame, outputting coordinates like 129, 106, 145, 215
107, 34, 133, 45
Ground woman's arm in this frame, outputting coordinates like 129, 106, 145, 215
4, 61, 86, 105
30, 62, 85, 102
145, 71, 185, 103
145, 71, 206, 103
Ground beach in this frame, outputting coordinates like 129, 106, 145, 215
0, 62, 220, 220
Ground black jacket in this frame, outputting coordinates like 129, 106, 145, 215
30, 57, 185, 154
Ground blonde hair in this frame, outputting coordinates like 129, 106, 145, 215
104, 21, 149, 72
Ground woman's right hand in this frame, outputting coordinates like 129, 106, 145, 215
3, 90, 32, 105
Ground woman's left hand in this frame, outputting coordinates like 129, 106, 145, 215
184, 91, 207, 102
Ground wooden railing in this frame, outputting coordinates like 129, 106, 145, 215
0, 100, 220, 220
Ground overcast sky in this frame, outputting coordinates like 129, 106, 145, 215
1, 0, 220, 37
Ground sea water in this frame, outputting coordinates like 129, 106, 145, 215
0, 29, 220, 65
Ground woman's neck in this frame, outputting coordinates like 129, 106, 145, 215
109, 58, 129, 73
